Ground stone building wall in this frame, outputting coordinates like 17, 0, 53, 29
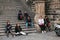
32, 0, 60, 23
45, 0, 60, 23
33, 0, 45, 32
32, 0, 60, 31
34, 1, 45, 23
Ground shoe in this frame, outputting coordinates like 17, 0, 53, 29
13, 35, 15, 37
42, 31, 44, 33
44, 31, 46, 33
26, 33, 28, 35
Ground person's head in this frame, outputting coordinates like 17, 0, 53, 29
45, 16, 48, 19
19, 10, 21, 12
24, 11, 27, 13
39, 16, 43, 19
28, 16, 31, 19
16, 23, 20, 26
7, 20, 10, 24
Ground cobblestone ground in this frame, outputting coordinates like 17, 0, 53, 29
0, 31, 60, 40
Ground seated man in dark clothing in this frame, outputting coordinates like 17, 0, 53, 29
15, 23, 28, 36
18, 10, 23, 20
44, 16, 51, 32
5, 20, 14, 37
24, 11, 29, 20
26, 16, 33, 28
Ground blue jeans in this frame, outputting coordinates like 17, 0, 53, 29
26, 22, 33, 28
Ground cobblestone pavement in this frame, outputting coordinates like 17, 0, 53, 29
0, 31, 60, 40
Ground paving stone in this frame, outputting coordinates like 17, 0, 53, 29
0, 31, 60, 40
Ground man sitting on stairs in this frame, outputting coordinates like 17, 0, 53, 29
5, 20, 14, 37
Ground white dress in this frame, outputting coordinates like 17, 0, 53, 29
38, 19, 44, 25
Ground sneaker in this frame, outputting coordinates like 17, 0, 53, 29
42, 31, 44, 33
44, 31, 46, 33
14, 35, 15, 37
26, 33, 28, 35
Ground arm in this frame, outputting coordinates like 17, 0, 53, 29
19, 26, 22, 31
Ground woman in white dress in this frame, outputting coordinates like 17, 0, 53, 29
38, 16, 46, 33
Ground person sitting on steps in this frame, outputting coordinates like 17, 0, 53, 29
26, 16, 33, 28
38, 16, 46, 33
15, 23, 28, 36
44, 16, 51, 32
18, 10, 23, 20
24, 11, 29, 21
5, 20, 14, 37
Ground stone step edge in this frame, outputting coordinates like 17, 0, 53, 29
0, 30, 37, 36
0, 28, 36, 33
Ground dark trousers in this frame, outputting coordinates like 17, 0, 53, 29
39, 25, 46, 31
6, 30, 14, 37
46, 24, 51, 31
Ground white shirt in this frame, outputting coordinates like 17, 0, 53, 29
38, 19, 44, 25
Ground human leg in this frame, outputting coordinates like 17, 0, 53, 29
20, 31, 28, 35
10, 30, 14, 37
40, 25, 46, 33
39, 25, 42, 33
31, 22, 33, 28
6, 31, 9, 37
26, 22, 28, 28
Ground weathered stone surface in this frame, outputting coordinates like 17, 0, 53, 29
0, 31, 60, 40
34, 1, 45, 32
46, 0, 60, 22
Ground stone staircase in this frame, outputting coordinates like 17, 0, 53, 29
31, 3, 35, 13
0, 0, 36, 36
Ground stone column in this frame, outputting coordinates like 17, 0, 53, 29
34, 1, 45, 32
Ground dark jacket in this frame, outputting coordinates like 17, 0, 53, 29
26, 18, 32, 23
15, 26, 22, 33
5, 24, 12, 33
6, 24, 12, 30
44, 18, 50, 27
18, 12, 23, 20
18, 12, 22, 16
45, 18, 50, 23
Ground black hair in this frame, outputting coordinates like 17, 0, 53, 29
19, 10, 21, 12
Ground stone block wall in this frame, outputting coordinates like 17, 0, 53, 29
45, 0, 60, 23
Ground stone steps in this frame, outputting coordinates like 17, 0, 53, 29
31, 3, 35, 12
0, 22, 36, 36
0, 0, 35, 36
0, 28, 36, 36
0, 24, 35, 29
0, 30, 37, 36
0, 28, 36, 32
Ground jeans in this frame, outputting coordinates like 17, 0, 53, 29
26, 22, 33, 28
